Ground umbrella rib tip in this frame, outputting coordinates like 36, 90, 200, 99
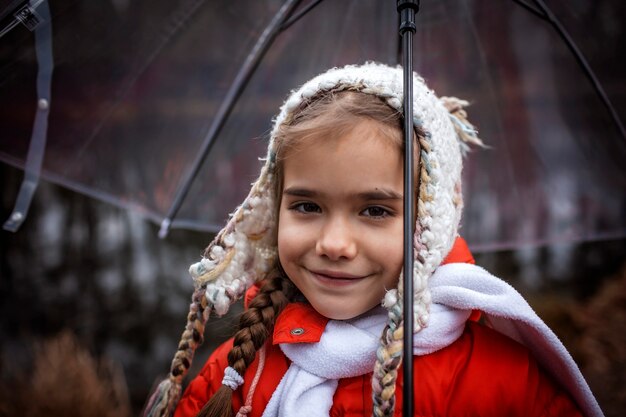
159, 218, 172, 239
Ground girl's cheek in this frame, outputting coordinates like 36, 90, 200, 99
381, 225, 405, 274
277, 218, 300, 257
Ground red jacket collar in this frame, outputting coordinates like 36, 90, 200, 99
273, 303, 329, 344
442, 236, 475, 265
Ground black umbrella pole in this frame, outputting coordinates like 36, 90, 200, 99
397, 1, 419, 417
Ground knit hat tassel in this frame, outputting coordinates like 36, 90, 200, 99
440, 96, 484, 153
143, 377, 181, 417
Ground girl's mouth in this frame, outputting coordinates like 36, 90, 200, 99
308, 269, 369, 285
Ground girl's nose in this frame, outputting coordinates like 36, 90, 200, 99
315, 217, 357, 261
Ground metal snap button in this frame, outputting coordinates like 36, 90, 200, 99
290, 327, 305, 336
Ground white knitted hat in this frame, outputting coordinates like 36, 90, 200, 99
144, 62, 481, 417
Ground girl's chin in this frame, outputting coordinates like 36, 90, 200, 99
310, 300, 379, 321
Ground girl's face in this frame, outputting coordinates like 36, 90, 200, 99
277, 120, 405, 320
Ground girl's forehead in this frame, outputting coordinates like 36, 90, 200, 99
281, 123, 404, 190
278, 118, 402, 158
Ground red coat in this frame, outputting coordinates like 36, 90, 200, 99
175, 239, 582, 417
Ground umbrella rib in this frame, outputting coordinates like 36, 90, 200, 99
511, 0, 548, 21
3, 0, 53, 233
158, 0, 304, 238
279, 0, 325, 32
528, 0, 626, 141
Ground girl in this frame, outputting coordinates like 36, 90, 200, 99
144, 63, 603, 417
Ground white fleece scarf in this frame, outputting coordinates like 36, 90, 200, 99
261, 263, 603, 417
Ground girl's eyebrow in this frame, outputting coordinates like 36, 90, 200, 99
282, 187, 317, 197
357, 189, 402, 201
282, 187, 402, 200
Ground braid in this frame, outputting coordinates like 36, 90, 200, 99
371, 300, 403, 417
196, 274, 296, 417
372, 272, 431, 417
144, 287, 209, 417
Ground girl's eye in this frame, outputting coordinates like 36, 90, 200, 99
361, 206, 390, 218
290, 202, 321, 214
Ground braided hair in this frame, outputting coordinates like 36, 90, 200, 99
196, 274, 297, 417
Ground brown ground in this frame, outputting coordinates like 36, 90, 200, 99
536, 264, 626, 417
0, 331, 131, 417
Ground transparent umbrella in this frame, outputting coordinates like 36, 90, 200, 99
1, 0, 625, 251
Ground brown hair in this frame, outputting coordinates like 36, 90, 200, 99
195, 274, 297, 417
195, 91, 422, 417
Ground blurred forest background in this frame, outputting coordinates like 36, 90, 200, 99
1, 162, 625, 416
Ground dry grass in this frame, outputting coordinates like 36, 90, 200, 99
0, 331, 131, 417
535, 264, 626, 417
574, 265, 626, 417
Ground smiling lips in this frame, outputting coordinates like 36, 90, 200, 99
309, 269, 369, 285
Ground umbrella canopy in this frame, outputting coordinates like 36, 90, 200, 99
1, 0, 625, 251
